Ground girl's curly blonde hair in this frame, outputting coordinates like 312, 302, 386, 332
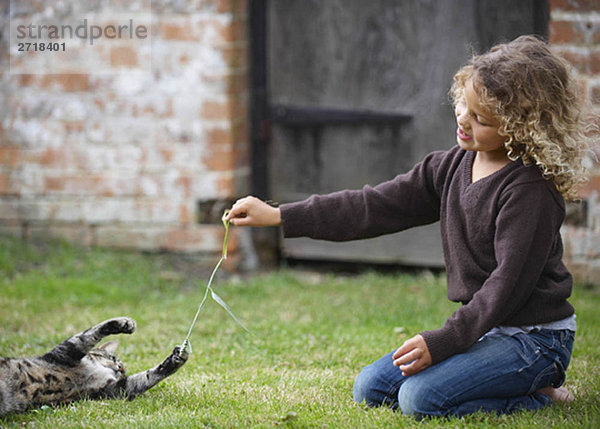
451, 35, 590, 201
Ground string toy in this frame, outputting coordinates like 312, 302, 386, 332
181, 209, 249, 353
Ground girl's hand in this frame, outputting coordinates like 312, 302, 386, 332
226, 196, 282, 227
392, 334, 432, 376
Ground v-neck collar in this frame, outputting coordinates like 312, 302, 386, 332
463, 150, 518, 188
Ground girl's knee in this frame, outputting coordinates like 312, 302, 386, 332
352, 352, 404, 408
352, 366, 376, 405
398, 378, 445, 417
352, 365, 395, 407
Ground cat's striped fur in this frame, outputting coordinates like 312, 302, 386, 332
0, 317, 188, 416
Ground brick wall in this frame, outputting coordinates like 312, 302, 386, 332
1, 1, 598, 282
550, 0, 600, 285
0, 0, 249, 257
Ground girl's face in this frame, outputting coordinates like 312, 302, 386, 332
455, 79, 507, 158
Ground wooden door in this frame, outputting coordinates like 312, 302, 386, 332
250, 0, 549, 266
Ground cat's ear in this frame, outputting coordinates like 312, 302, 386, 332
98, 341, 119, 354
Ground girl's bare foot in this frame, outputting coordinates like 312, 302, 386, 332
538, 386, 574, 403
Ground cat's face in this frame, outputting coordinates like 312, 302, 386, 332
84, 341, 126, 381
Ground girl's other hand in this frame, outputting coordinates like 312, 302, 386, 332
392, 334, 432, 376
226, 196, 282, 227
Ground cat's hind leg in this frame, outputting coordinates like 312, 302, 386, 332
41, 317, 136, 366
124, 346, 188, 399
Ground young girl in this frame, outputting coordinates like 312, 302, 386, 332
225, 35, 589, 417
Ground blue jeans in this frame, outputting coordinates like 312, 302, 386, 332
353, 329, 574, 418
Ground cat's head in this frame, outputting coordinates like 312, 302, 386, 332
83, 341, 126, 380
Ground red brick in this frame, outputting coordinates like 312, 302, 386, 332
110, 46, 138, 67
43, 176, 88, 195
233, 143, 249, 168
554, 48, 590, 74
44, 176, 65, 192
0, 174, 11, 194
128, 99, 173, 118
550, 0, 600, 12
227, 72, 248, 95
589, 50, 600, 74
159, 22, 196, 41
576, 173, 600, 199
24, 148, 67, 168
577, 78, 589, 102
221, 251, 242, 271
234, 97, 248, 122
203, 149, 236, 171
39, 149, 69, 167
43, 174, 138, 197
206, 127, 235, 147
19, 74, 37, 86
550, 20, 586, 44
161, 226, 222, 253
202, 100, 231, 121
221, 44, 248, 69
159, 148, 174, 163
178, 53, 190, 65
232, 121, 249, 144
216, 175, 234, 194
38, 74, 90, 92
0, 146, 21, 167
591, 84, 600, 105
163, 229, 202, 251
215, 0, 248, 16
219, 19, 247, 43
215, 171, 248, 197
179, 204, 191, 224
63, 121, 85, 133
202, 97, 247, 123
592, 25, 600, 45
176, 175, 191, 198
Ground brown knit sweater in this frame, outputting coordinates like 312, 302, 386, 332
280, 145, 574, 364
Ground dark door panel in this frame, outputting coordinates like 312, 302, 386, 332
251, 0, 549, 267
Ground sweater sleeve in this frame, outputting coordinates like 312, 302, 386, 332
420, 181, 565, 364
279, 151, 446, 241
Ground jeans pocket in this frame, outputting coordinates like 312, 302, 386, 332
526, 330, 574, 392
538, 329, 574, 378
529, 361, 562, 393
558, 330, 575, 367
512, 333, 543, 366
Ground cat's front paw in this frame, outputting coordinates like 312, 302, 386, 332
173, 346, 189, 363
101, 317, 137, 335
157, 346, 188, 376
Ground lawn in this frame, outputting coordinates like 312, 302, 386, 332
0, 235, 599, 428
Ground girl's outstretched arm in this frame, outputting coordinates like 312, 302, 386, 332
226, 196, 281, 227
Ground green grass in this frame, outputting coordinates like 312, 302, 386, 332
0, 235, 598, 428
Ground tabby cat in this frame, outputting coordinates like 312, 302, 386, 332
0, 317, 188, 416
